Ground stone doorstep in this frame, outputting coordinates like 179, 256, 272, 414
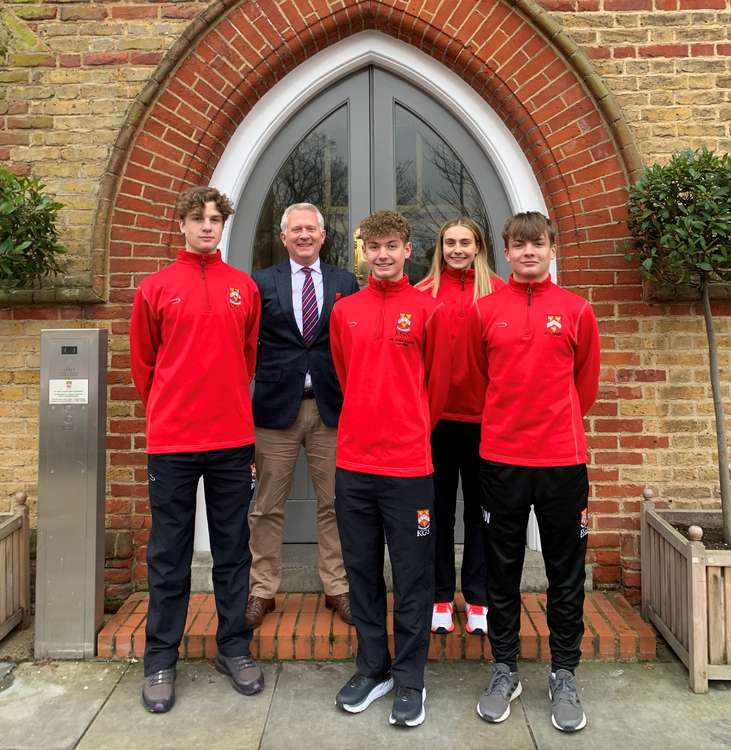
98, 591, 656, 662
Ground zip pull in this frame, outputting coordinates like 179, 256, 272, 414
460, 272, 465, 291
200, 259, 206, 280
527, 285, 532, 306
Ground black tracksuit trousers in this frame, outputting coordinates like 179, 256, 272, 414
335, 469, 435, 691
431, 420, 487, 605
144, 445, 255, 676
480, 460, 589, 673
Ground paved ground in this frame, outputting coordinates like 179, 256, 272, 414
1, 626, 731, 749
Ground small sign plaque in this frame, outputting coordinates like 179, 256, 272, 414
49, 378, 89, 404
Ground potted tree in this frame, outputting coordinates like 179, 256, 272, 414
627, 147, 731, 692
0, 166, 66, 290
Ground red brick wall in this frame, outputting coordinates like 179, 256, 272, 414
2, 0, 730, 608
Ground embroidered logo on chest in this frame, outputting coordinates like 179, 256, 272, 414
229, 287, 241, 306
545, 314, 562, 335
396, 312, 412, 334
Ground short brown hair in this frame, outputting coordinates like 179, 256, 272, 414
175, 186, 234, 222
359, 210, 410, 244
502, 211, 555, 248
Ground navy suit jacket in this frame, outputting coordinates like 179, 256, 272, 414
252, 260, 360, 429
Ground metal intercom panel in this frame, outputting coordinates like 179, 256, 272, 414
35, 329, 107, 658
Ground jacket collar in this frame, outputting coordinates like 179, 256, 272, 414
507, 273, 552, 295
442, 266, 475, 284
175, 249, 223, 266
367, 274, 410, 295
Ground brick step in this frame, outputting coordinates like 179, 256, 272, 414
98, 591, 656, 662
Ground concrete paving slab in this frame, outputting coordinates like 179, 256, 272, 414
0, 661, 126, 750
260, 661, 535, 750
77, 661, 277, 750
518, 660, 731, 750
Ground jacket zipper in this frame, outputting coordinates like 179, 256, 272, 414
200, 258, 211, 311
523, 284, 533, 340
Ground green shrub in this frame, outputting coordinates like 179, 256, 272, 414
627, 147, 731, 289
627, 147, 731, 543
0, 166, 66, 290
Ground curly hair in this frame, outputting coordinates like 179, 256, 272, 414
359, 210, 410, 244
175, 186, 235, 222
501, 211, 555, 247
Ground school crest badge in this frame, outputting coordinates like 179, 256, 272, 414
545, 314, 562, 335
396, 312, 412, 334
229, 287, 241, 306
417, 508, 431, 537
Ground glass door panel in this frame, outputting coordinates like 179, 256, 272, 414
393, 103, 494, 282
252, 105, 350, 270
227, 69, 370, 274
371, 68, 511, 281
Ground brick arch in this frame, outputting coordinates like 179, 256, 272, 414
102, 0, 640, 285
103, 0, 645, 596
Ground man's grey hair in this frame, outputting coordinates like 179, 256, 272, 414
280, 203, 325, 233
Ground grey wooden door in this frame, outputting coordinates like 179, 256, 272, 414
227, 66, 511, 542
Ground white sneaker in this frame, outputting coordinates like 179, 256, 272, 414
431, 602, 454, 634
465, 603, 488, 635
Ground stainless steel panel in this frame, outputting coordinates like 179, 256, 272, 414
35, 329, 107, 658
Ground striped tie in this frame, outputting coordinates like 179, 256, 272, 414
301, 267, 318, 345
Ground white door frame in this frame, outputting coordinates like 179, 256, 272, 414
197, 31, 549, 552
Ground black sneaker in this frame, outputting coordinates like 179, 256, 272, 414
549, 669, 587, 732
335, 672, 394, 713
141, 668, 176, 713
388, 686, 426, 727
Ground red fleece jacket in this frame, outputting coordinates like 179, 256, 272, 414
130, 249, 260, 454
330, 274, 451, 477
417, 267, 505, 422
469, 274, 600, 466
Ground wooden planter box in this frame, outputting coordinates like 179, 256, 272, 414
641, 495, 731, 692
0, 492, 31, 642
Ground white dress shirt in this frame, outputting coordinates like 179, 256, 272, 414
290, 258, 323, 389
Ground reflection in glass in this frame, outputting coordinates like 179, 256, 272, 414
253, 106, 349, 271
394, 104, 494, 283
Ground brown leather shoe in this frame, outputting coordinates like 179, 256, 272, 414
325, 593, 353, 625
246, 595, 275, 628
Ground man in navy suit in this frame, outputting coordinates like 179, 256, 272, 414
246, 202, 360, 627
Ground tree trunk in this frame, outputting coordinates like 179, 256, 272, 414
701, 275, 731, 544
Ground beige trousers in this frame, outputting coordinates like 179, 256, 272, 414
249, 399, 348, 598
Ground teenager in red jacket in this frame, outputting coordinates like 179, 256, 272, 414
469, 212, 599, 733
417, 218, 504, 637
130, 187, 263, 714
330, 211, 450, 728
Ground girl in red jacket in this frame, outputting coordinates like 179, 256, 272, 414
417, 218, 504, 636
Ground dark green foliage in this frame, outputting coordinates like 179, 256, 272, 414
627, 148, 731, 288
0, 166, 66, 290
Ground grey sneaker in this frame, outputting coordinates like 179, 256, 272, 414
549, 669, 587, 732
142, 667, 176, 713
476, 663, 522, 723
215, 653, 264, 696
